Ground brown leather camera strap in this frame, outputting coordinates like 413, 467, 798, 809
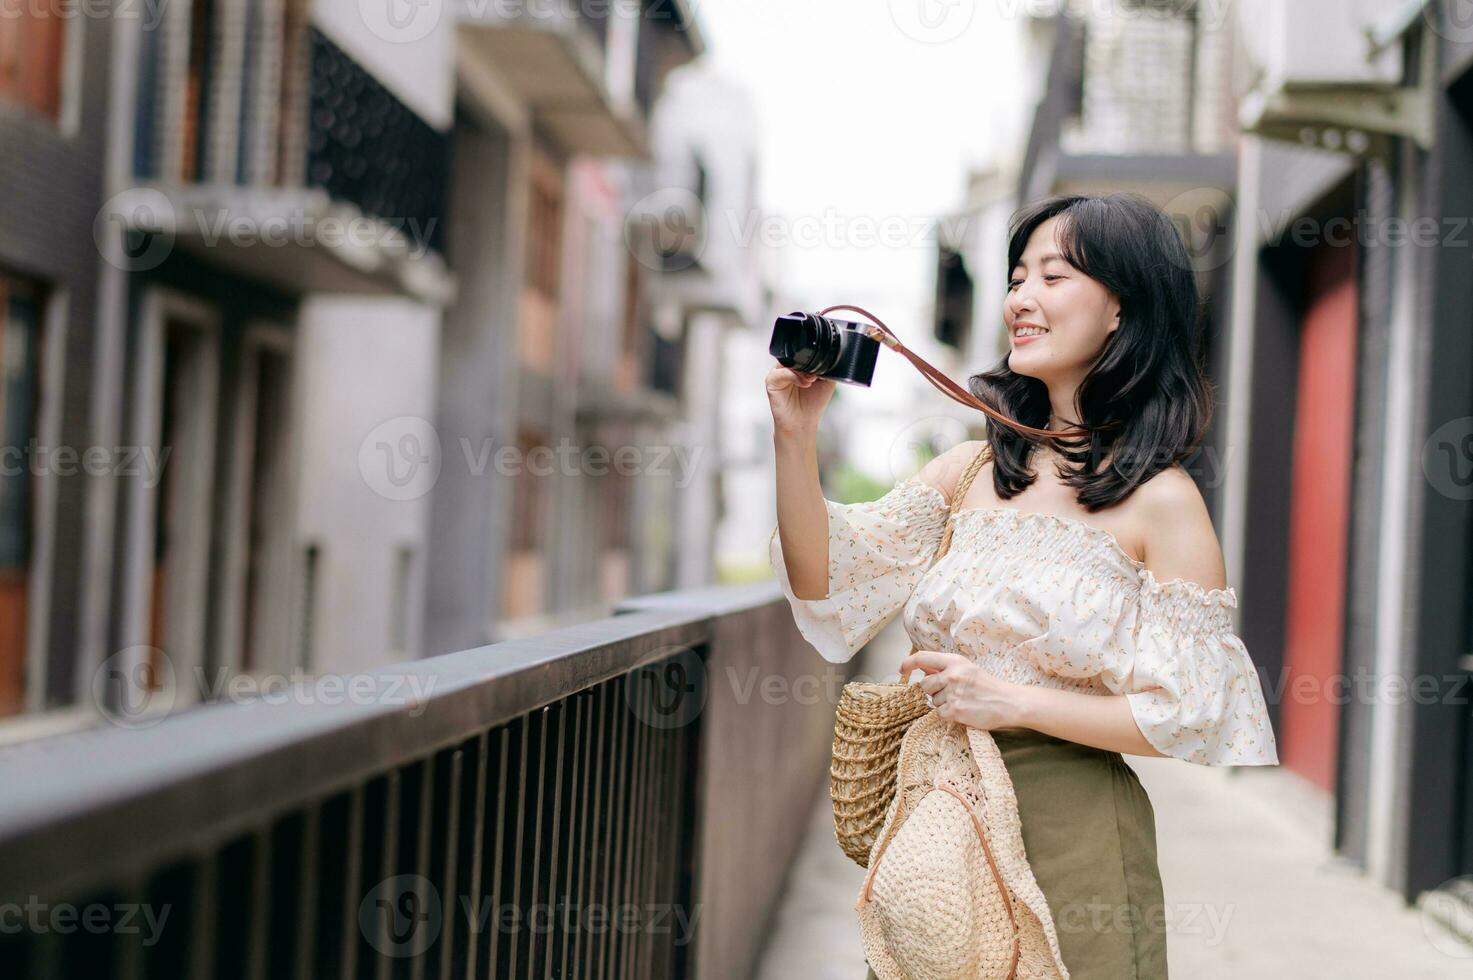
818, 304, 1091, 441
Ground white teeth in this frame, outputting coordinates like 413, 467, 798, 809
1015, 326, 1048, 337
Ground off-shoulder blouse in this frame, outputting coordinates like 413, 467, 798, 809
768, 473, 1280, 767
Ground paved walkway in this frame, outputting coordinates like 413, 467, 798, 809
752, 624, 1473, 979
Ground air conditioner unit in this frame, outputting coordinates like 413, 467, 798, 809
1236, 0, 1434, 152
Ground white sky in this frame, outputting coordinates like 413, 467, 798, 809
694, 1, 1041, 485
694, 0, 1035, 320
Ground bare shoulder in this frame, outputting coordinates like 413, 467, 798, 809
1132, 463, 1228, 591
915, 440, 990, 502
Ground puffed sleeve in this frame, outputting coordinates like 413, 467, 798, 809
768, 476, 951, 664
1102, 569, 1279, 766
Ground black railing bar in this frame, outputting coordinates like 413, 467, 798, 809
455, 732, 488, 980
340, 785, 365, 980
409, 758, 435, 980
622, 676, 651, 978
190, 848, 218, 980
0, 608, 720, 905
434, 748, 463, 980
295, 804, 323, 980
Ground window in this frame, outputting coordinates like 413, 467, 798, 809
0, 5, 66, 119
0, 274, 44, 717
526, 165, 564, 300
388, 546, 414, 656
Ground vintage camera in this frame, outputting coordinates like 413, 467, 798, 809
769, 311, 882, 386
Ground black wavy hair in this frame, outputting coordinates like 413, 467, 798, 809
969, 192, 1213, 512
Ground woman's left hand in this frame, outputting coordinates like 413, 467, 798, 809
898, 650, 1030, 730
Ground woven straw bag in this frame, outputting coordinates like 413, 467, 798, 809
830, 442, 992, 865
856, 713, 1070, 979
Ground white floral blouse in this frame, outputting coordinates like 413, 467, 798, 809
769, 474, 1280, 767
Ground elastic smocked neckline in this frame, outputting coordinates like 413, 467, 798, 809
900, 475, 1240, 607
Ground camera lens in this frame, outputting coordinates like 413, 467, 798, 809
772, 312, 842, 375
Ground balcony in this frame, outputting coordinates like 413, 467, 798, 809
457, 0, 704, 158
0, 583, 841, 978
1234, 0, 1434, 154
1019, 11, 1237, 203
126, 20, 453, 304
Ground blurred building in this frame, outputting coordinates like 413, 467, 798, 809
0, 3, 112, 729
623, 64, 770, 589
424, 1, 707, 651
0, 0, 741, 736
1229, 0, 1473, 922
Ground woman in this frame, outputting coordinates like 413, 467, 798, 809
767, 192, 1278, 979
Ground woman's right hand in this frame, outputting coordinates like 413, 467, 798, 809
766, 363, 836, 436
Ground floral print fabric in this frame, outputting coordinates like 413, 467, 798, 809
769, 475, 1280, 767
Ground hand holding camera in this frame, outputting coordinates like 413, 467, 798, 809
766, 363, 835, 437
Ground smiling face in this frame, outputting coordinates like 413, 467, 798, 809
1004, 214, 1122, 387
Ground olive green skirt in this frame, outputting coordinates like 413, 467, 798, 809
864, 727, 1167, 979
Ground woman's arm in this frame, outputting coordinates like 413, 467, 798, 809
773, 426, 830, 600
900, 649, 1168, 758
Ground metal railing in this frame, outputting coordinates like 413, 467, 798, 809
0, 583, 837, 979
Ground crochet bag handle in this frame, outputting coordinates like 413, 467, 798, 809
904, 440, 994, 665
931, 441, 993, 564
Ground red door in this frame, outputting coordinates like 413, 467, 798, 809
1279, 239, 1358, 792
